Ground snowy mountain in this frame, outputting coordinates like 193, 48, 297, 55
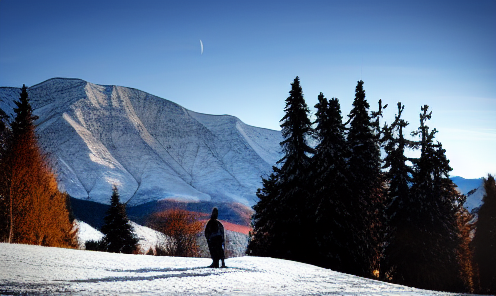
451, 176, 485, 211
0, 78, 283, 207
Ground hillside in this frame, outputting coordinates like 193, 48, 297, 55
0, 78, 283, 208
0, 243, 461, 295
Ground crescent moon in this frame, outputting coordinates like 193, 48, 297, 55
200, 40, 203, 55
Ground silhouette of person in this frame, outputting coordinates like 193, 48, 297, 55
204, 207, 226, 268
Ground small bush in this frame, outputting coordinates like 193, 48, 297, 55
147, 209, 204, 257
85, 239, 106, 251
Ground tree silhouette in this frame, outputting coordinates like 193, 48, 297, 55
311, 93, 352, 270
249, 77, 314, 262
403, 105, 465, 291
382, 102, 414, 280
0, 107, 11, 240
247, 168, 280, 256
101, 186, 138, 254
472, 174, 496, 293
346, 80, 385, 277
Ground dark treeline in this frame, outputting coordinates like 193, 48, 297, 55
247, 77, 496, 293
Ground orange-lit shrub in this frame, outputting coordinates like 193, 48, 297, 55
148, 208, 204, 257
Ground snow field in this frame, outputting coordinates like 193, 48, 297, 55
0, 243, 465, 295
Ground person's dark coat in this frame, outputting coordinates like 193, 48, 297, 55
205, 209, 225, 262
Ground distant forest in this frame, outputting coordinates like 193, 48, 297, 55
247, 77, 496, 294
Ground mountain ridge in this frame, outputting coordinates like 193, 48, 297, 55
0, 78, 484, 211
0, 78, 283, 207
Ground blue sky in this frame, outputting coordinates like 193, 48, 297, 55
1, 0, 495, 179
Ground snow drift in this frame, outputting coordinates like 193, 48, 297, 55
0, 243, 463, 295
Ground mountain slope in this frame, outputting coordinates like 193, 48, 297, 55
451, 176, 485, 211
0, 78, 282, 207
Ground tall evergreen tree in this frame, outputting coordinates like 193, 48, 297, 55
0, 107, 11, 241
346, 80, 385, 277
1, 85, 76, 247
472, 174, 496, 294
248, 77, 313, 262
382, 102, 414, 280
247, 168, 280, 256
101, 186, 138, 254
311, 93, 351, 269
404, 105, 465, 291
276, 76, 314, 262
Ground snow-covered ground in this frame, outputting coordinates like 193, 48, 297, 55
0, 243, 467, 295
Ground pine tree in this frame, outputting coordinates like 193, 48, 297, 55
101, 186, 138, 254
456, 207, 475, 293
248, 77, 313, 262
275, 76, 314, 262
382, 102, 414, 280
403, 105, 465, 291
472, 174, 496, 294
247, 168, 280, 256
2, 85, 76, 247
0, 107, 11, 240
346, 80, 385, 277
311, 93, 352, 269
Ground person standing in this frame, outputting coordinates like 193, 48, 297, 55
205, 208, 226, 268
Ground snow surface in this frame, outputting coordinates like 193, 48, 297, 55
75, 219, 171, 254
0, 243, 466, 296
75, 220, 104, 249
0, 78, 283, 207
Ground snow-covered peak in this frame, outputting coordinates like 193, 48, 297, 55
0, 78, 283, 206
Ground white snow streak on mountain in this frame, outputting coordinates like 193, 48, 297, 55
0, 243, 463, 296
0, 78, 283, 206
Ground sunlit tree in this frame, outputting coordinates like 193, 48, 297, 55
2, 85, 76, 247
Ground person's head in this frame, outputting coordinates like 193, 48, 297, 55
211, 207, 218, 220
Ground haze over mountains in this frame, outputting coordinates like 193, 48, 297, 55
0, 78, 282, 207
0, 78, 485, 213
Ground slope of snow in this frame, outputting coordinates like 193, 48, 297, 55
75, 220, 104, 249
0, 78, 283, 207
130, 221, 171, 255
75, 219, 171, 254
0, 243, 464, 295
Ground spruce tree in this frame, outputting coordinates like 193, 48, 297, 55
2, 85, 76, 247
382, 102, 414, 280
472, 174, 496, 294
0, 107, 11, 241
275, 76, 314, 262
311, 93, 351, 269
248, 77, 313, 262
346, 80, 385, 277
404, 105, 465, 291
101, 186, 138, 254
247, 168, 280, 256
